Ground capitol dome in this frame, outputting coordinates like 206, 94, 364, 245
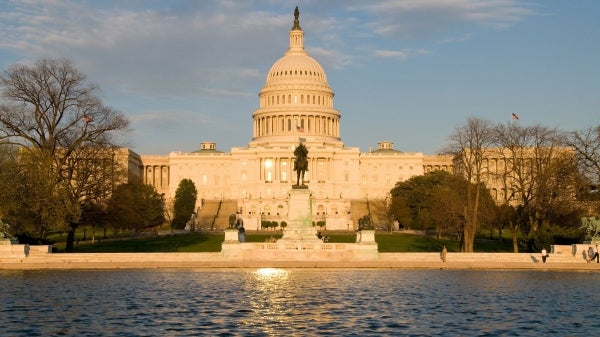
265, 54, 329, 88
252, 8, 341, 146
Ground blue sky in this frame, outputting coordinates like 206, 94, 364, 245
1, 0, 598, 155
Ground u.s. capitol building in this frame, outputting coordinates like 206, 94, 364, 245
139, 10, 453, 230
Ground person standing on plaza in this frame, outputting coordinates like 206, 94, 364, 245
238, 225, 246, 243
541, 247, 548, 263
587, 246, 594, 263
441, 245, 448, 262
594, 245, 600, 263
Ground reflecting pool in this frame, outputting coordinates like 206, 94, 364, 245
1, 269, 599, 336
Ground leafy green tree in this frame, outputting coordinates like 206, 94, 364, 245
0, 58, 129, 251
387, 195, 411, 229
390, 170, 497, 247
173, 179, 197, 229
106, 183, 164, 233
389, 171, 454, 230
0, 145, 18, 218
80, 201, 108, 241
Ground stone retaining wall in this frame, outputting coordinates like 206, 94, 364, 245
1, 244, 598, 270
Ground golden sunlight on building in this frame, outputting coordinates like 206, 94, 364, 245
138, 10, 454, 230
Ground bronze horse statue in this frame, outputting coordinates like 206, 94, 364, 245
293, 142, 308, 186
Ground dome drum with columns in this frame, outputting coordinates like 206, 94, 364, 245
139, 8, 454, 231
252, 12, 341, 146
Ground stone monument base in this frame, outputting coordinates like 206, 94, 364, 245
221, 188, 378, 261
279, 188, 320, 242
221, 230, 378, 261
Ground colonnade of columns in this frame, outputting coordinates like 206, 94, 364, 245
144, 165, 169, 188
259, 156, 332, 183
254, 114, 339, 138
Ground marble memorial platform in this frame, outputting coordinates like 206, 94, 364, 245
221, 188, 378, 261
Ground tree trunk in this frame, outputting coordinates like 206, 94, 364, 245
512, 224, 519, 253
65, 222, 78, 252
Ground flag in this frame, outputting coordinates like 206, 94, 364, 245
511, 113, 519, 120
296, 125, 304, 132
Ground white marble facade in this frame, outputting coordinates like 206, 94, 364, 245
139, 12, 454, 229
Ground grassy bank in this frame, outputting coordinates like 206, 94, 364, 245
53, 231, 516, 253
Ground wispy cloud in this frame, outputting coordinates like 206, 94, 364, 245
374, 48, 430, 59
0, 0, 536, 97
350, 0, 535, 39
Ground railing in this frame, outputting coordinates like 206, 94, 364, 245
249, 243, 348, 251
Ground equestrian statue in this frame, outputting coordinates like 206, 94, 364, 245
293, 142, 308, 187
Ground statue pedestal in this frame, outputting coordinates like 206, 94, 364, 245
221, 187, 379, 261
223, 229, 239, 243
279, 188, 320, 242
356, 230, 376, 244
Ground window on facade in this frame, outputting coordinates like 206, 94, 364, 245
281, 160, 288, 182
241, 171, 247, 182
317, 158, 326, 182
264, 159, 273, 183
317, 205, 324, 215
202, 174, 208, 185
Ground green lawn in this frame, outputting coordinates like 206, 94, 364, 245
54, 230, 517, 253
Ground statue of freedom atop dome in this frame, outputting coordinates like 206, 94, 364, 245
292, 6, 301, 30
293, 142, 308, 187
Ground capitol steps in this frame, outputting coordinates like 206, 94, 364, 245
350, 200, 369, 227
196, 200, 220, 230
213, 200, 238, 229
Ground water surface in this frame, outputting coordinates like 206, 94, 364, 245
1, 269, 599, 336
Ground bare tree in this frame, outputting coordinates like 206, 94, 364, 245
0, 58, 129, 251
566, 125, 600, 185
445, 117, 494, 252
493, 123, 579, 251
